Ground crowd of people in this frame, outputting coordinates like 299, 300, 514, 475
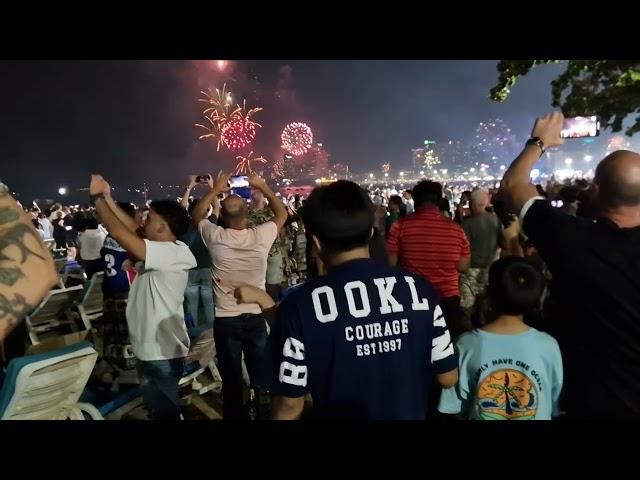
1, 111, 640, 420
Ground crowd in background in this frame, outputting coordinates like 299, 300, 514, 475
2, 112, 640, 420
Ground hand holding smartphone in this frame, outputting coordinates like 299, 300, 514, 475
561, 116, 600, 139
228, 175, 251, 199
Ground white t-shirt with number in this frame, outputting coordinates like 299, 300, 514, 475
126, 239, 197, 361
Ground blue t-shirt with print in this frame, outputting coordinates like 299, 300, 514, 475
101, 235, 131, 298
269, 258, 458, 420
438, 328, 563, 420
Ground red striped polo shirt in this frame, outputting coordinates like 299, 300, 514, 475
387, 206, 470, 299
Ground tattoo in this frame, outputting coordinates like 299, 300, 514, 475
0, 266, 24, 286
0, 207, 19, 225
0, 223, 46, 263
0, 292, 33, 328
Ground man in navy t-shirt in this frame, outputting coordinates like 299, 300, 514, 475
269, 181, 459, 420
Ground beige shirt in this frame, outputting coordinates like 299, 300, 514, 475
199, 220, 278, 317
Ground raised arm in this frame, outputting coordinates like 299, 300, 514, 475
191, 172, 229, 224
500, 112, 564, 214
0, 186, 58, 340
91, 175, 146, 261
248, 173, 287, 231
104, 195, 139, 233
181, 176, 198, 210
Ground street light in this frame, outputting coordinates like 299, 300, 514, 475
58, 187, 67, 195
499, 165, 506, 170
369, 173, 374, 178
400, 171, 404, 176
384, 173, 388, 178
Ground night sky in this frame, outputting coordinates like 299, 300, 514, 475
0, 60, 567, 202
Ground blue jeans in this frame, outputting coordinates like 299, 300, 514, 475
185, 268, 215, 326
214, 314, 269, 420
136, 358, 185, 420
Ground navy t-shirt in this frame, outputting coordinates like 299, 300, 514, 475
269, 258, 458, 420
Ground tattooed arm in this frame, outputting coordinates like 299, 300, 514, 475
0, 187, 58, 340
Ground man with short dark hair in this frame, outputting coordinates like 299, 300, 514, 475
387, 180, 471, 337
269, 180, 458, 420
501, 111, 640, 419
90, 175, 196, 420
192, 172, 288, 420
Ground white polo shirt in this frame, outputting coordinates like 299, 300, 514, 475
126, 239, 197, 361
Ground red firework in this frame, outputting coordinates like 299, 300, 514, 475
281, 122, 313, 157
222, 117, 257, 151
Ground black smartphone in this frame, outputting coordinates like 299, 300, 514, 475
561, 116, 600, 139
196, 175, 211, 184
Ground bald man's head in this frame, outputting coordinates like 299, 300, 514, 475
594, 150, 640, 209
221, 195, 248, 222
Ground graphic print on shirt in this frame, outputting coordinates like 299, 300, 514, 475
477, 368, 538, 420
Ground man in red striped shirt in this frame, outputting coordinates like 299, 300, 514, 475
387, 180, 471, 338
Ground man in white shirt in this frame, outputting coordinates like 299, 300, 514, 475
37, 213, 54, 240
77, 217, 107, 278
403, 189, 415, 215
90, 175, 196, 420
192, 172, 287, 419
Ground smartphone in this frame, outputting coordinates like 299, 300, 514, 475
196, 175, 211, 184
231, 187, 251, 199
561, 116, 600, 139
228, 175, 249, 188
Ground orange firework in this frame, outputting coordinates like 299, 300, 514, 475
235, 151, 267, 175
196, 84, 263, 152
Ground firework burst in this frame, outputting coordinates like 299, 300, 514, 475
281, 122, 313, 157
196, 84, 262, 151
235, 151, 267, 175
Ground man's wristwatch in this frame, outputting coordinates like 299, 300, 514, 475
525, 137, 545, 155
90, 193, 106, 205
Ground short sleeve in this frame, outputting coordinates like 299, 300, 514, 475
144, 240, 197, 271
198, 218, 220, 246
548, 337, 564, 418
437, 336, 471, 415
269, 296, 308, 399
386, 219, 402, 256
431, 303, 458, 374
255, 221, 278, 249
438, 386, 463, 415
